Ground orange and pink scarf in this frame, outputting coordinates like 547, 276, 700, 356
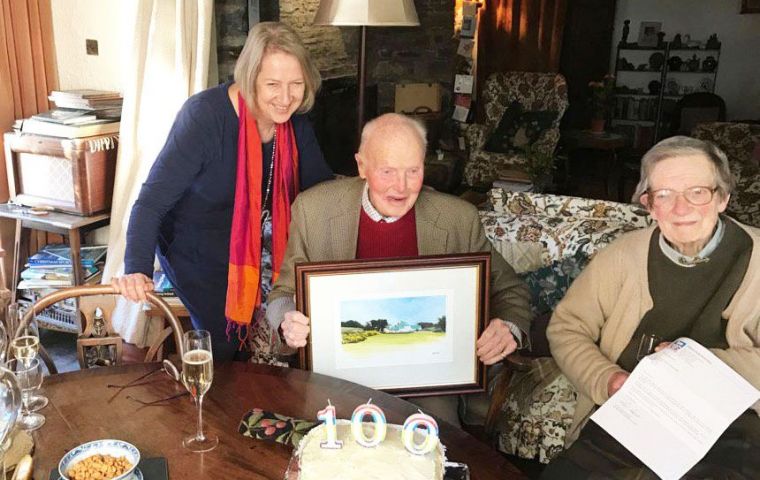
226, 94, 299, 341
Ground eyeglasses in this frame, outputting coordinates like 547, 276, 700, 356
646, 186, 718, 208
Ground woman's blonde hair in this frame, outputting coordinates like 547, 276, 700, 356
234, 22, 321, 114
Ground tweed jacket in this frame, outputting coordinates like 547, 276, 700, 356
547, 219, 760, 445
268, 177, 532, 335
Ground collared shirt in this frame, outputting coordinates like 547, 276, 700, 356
659, 217, 725, 267
361, 182, 401, 223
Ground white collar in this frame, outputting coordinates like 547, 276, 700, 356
659, 217, 725, 267
361, 182, 401, 223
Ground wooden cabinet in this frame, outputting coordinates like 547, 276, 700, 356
3, 132, 118, 216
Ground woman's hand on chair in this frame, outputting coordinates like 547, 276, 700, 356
111, 273, 154, 303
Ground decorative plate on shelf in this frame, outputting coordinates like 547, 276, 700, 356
648, 52, 664, 70
667, 56, 683, 72
666, 78, 680, 96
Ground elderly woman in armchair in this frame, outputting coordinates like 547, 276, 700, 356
542, 136, 760, 479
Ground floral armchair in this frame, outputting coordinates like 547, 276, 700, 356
469, 189, 652, 463
692, 122, 760, 228
462, 72, 569, 189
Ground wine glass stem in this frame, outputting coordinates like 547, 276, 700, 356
195, 395, 206, 442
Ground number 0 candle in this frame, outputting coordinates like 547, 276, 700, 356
317, 401, 343, 449
402, 413, 439, 455
350, 400, 387, 447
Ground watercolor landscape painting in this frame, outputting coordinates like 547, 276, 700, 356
339, 294, 447, 357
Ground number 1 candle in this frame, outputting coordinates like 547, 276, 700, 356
350, 399, 387, 447
317, 400, 343, 449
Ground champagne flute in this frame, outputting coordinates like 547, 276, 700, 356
0, 365, 22, 478
5, 359, 44, 431
0, 321, 7, 364
10, 311, 48, 412
181, 330, 218, 452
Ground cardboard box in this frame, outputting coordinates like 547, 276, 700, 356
394, 83, 441, 114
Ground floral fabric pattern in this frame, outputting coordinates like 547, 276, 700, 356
239, 408, 317, 448
692, 122, 760, 228
463, 72, 568, 188
519, 250, 590, 317
496, 370, 577, 464
480, 191, 651, 463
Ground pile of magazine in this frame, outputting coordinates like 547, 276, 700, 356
18, 244, 107, 290
19, 89, 122, 139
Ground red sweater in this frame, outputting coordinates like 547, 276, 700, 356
356, 208, 419, 259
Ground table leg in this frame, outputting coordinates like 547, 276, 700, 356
12, 220, 30, 302
69, 229, 83, 286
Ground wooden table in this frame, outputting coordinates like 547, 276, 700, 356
561, 130, 631, 201
35, 363, 525, 479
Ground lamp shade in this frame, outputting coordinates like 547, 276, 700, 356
313, 0, 420, 26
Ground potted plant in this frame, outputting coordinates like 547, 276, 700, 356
522, 145, 555, 192
588, 74, 616, 133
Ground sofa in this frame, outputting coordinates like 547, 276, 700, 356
692, 122, 760, 228
475, 189, 652, 463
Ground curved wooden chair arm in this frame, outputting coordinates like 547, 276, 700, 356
14, 285, 186, 373
505, 351, 534, 372
483, 351, 536, 435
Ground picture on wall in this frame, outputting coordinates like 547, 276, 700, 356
637, 21, 662, 47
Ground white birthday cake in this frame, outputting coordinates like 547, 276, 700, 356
295, 420, 445, 480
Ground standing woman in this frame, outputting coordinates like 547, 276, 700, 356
112, 22, 333, 361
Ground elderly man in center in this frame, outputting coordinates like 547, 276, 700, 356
266, 113, 531, 424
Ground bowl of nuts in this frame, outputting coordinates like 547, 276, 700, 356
58, 439, 140, 480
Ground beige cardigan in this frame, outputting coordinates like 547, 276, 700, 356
547, 220, 760, 445
269, 177, 532, 334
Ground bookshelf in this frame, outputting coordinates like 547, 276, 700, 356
612, 42, 721, 150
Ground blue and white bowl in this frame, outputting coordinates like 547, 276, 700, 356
58, 439, 140, 480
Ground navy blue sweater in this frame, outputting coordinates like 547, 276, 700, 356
124, 82, 332, 358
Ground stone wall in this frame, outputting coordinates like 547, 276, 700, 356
215, 0, 456, 113
215, 0, 248, 82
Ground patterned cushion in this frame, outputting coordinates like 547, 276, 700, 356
489, 189, 652, 226
484, 101, 557, 154
692, 122, 760, 227
481, 211, 649, 268
463, 72, 568, 188
519, 250, 590, 317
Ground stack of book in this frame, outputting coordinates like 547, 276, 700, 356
20, 89, 122, 139
49, 89, 123, 113
18, 244, 107, 290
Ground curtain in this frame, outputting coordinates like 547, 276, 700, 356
0, 0, 58, 288
477, 0, 567, 105
105, 0, 217, 345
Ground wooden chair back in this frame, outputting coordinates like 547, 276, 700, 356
14, 285, 185, 374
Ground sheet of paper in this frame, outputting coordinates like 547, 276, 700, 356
591, 338, 760, 480
452, 105, 470, 123
457, 39, 475, 58
454, 75, 474, 94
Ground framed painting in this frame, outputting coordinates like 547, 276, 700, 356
295, 253, 490, 397
637, 21, 662, 47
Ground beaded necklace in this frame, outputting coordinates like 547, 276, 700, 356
261, 130, 276, 224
